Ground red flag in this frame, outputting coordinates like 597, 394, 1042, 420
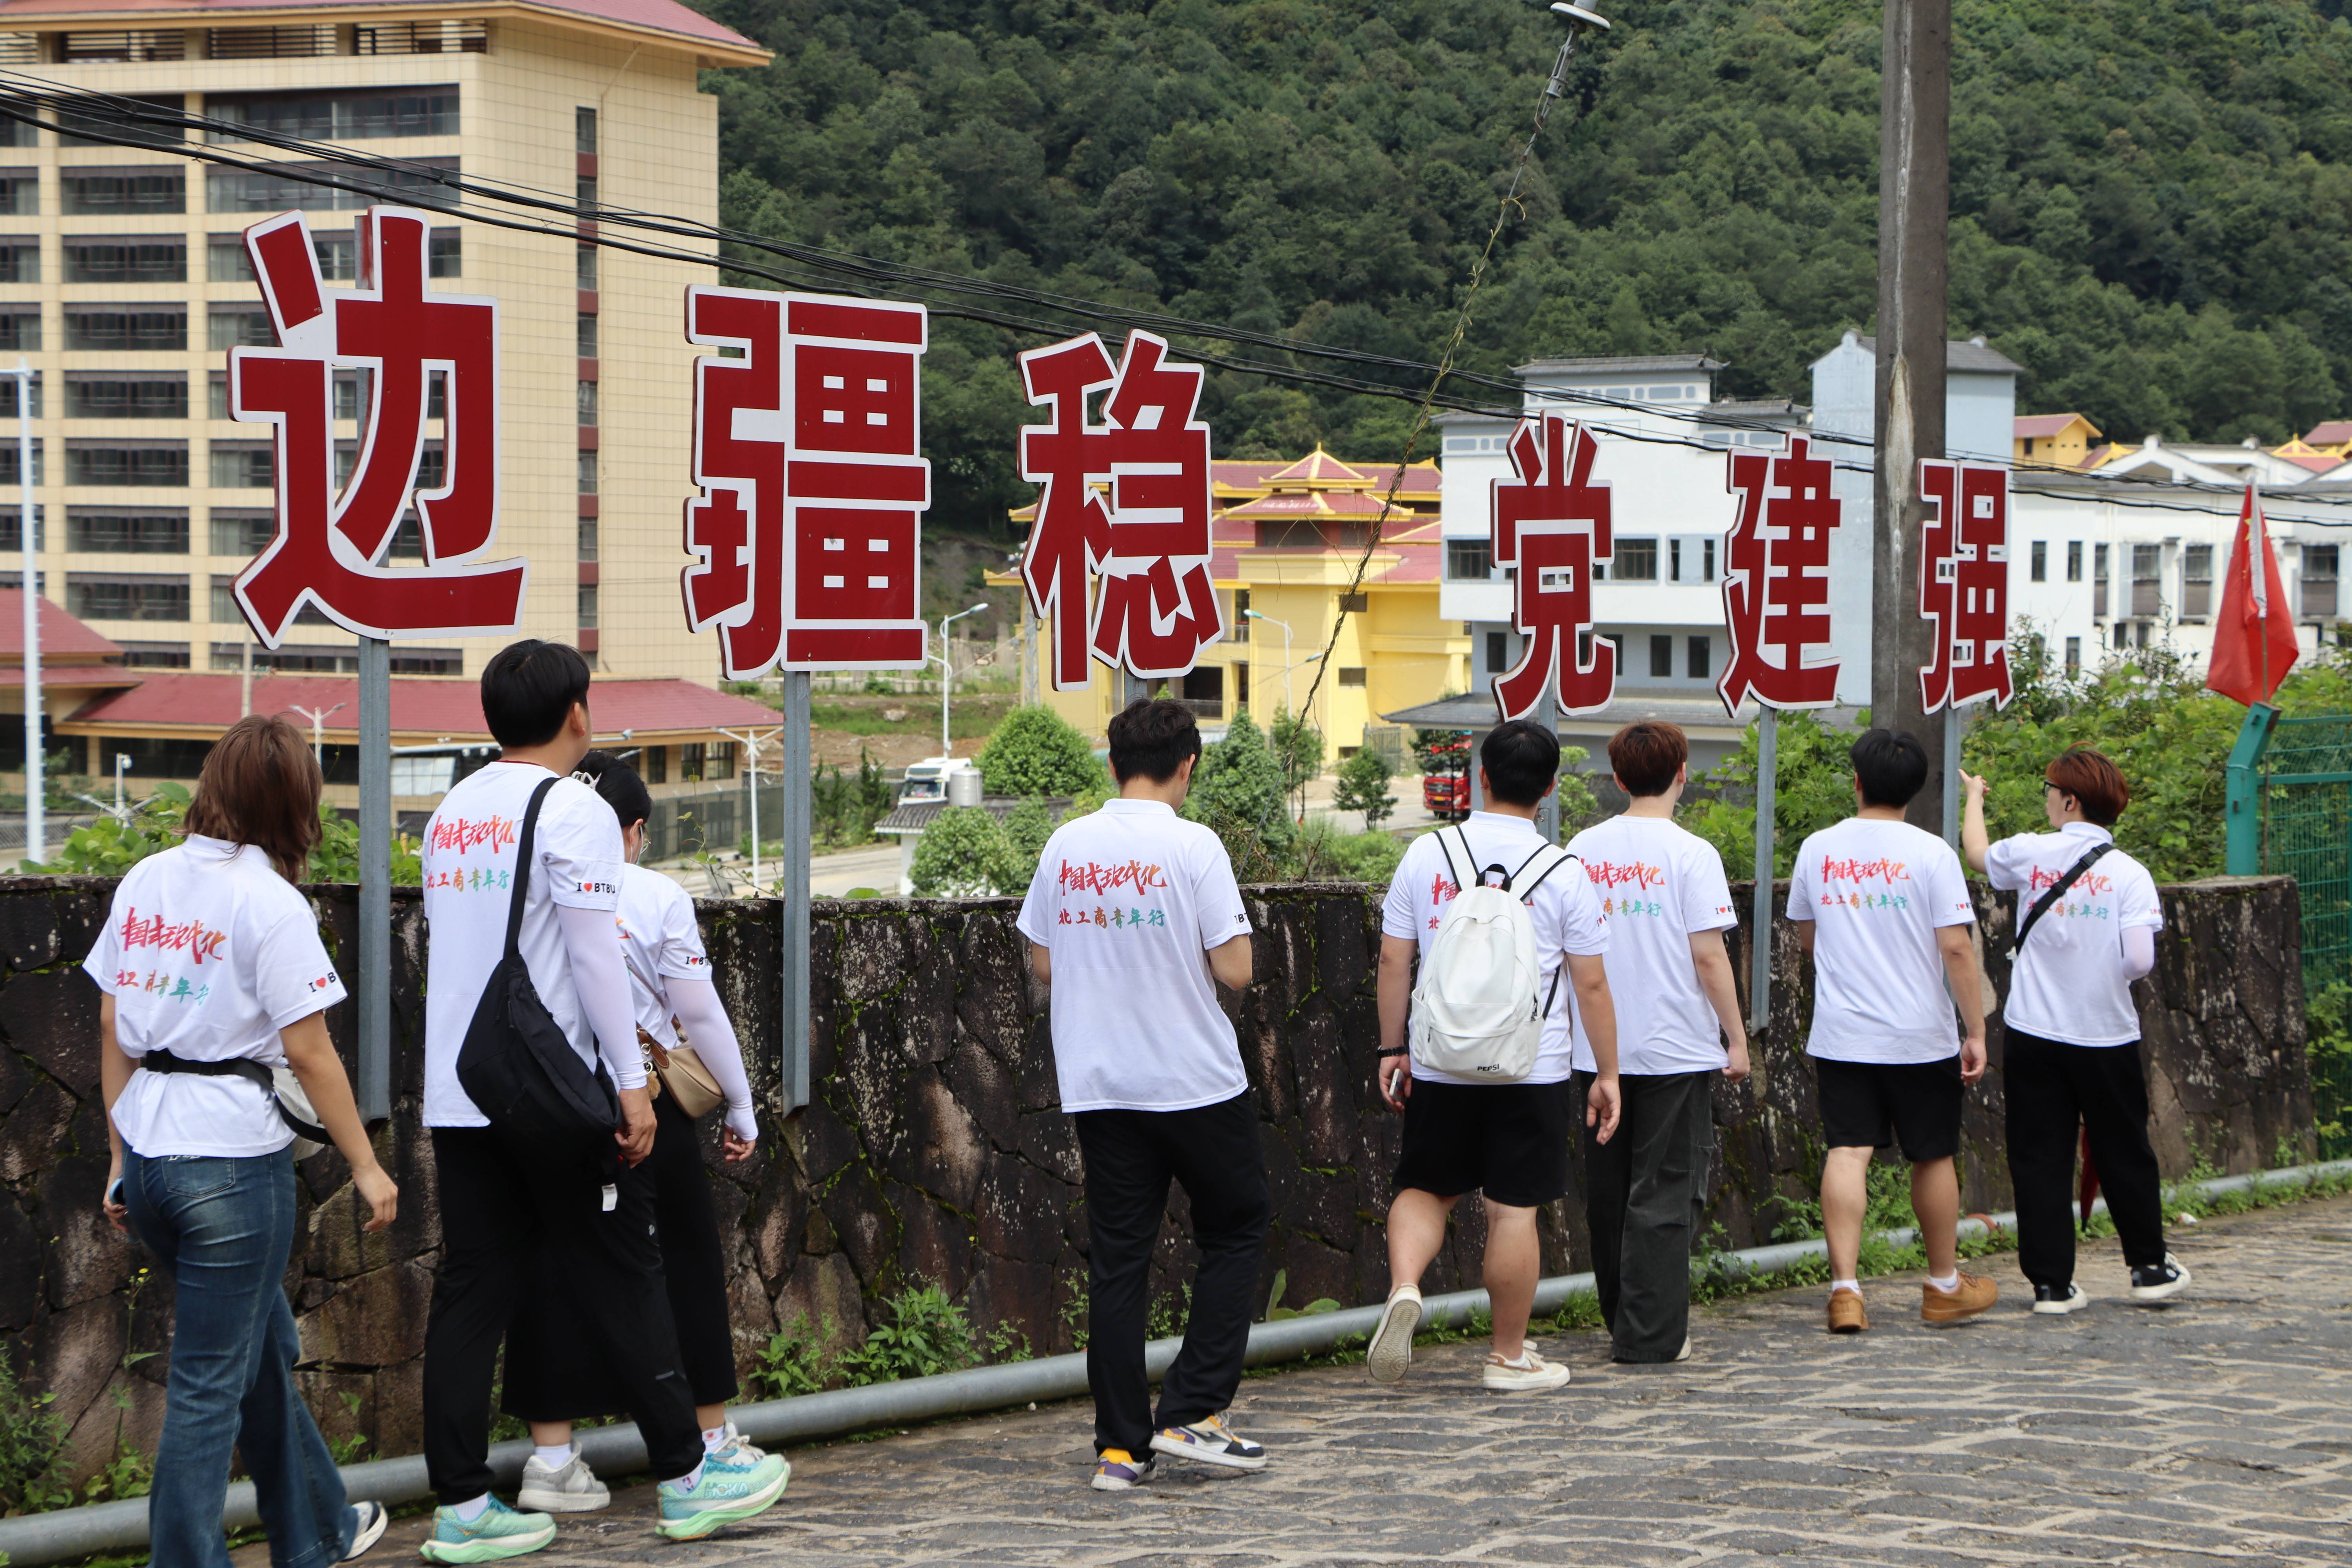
2205, 482, 2300, 707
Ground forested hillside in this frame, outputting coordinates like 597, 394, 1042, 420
695, 0, 2352, 534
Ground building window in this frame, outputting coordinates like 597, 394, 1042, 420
2306, 545, 2340, 621
2066, 540, 2083, 583
577, 517, 597, 561
1486, 630, 1508, 677
207, 26, 335, 59
1338, 592, 1368, 614
353, 20, 487, 54
2092, 543, 2109, 618
1235, 661, 1249, 709
68, 573, 189, 622
1648, 634, 1672, 679
2064, 635, 2080, 675
577, 379, 597, 426
2030, 540, 2047, 583
0, 441, 42, 486
66, 377, 186, 419
65, 444, 188, 487
577, 452, 597, 495
2181, 543, 2213, 620
2131, 543, 2163, 618
575, 176, 597, 216
678, 742, 706, 782
1687, 635, 1710, 680
69, 510, 188, 553
61, 169, 184, 215
429, 231, 461, 277
0, 505, 44, 550
207, 235, 254, 283
644, 746, 667, 784
0, 310, 36, 353
1230, 587, 1248, 640
206, 158, 458, 214
0, 171, 36, 217
1338, 666, 1367, 687
206, 308, 272, 350
60, 28, 183, 61
577, 312, 597, 358
577, 106, 598, 154
0, 237, 35, 282
577, 583, 598, 629
0, 370, 37, 418
68, 309, 187, 351
383, 513, 424, 560
116, 641, 190, 668
207, 91, 460, 143
210, 510, 273, 556
706, 742, 735, 781
209, 445, 274, 489
1611, 537, 1659, 581
1445, 540, 1492, 581
0, 93, 32, 134
577, 243, 596, 290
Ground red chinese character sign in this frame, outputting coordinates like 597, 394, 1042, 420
228, 207, 526, 642
1917, 459, 2014, 712
1016, 330, 1223, 689
1489, 414, 1615, 722
682, 287, 930, 677
1717, 435, 1842, 716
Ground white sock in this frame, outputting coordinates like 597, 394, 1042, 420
1831, 1279, 1860, 1297
453, 1494, 492, 1522
532, 1444, 575, 1468
671, 1461, 705, 1492
1928, 1271, 1960, 1293
701, 1426, 728, 1454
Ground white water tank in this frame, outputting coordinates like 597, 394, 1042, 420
947, 767, 984, 808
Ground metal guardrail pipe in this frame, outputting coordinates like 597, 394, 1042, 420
2, 1159, 2343, 1568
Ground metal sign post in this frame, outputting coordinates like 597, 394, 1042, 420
357, 637, 391, 1122
1748, 708, 1777, 1033
779, 675, 811, 1114
1941, 704, 1960, 849
13, 359, 40, 867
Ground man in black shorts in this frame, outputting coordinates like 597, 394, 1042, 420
1787, 730, 1996, 1332
1366, 720, 1620, 1391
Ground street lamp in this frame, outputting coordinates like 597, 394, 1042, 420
290, 703, 346, 767
936, 603, 989, 760
1243, 609, 1294, 715
113, 753, 131, 817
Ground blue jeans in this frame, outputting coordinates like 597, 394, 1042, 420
123, 1147, 356, 1568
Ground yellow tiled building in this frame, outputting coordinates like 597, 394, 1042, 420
1002, 450, 1469, 755
0, 0, 765, 717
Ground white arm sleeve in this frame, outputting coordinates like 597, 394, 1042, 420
2121, 924, 2157, 983
668, 975, 757, 1143
557, 900, 646, 1092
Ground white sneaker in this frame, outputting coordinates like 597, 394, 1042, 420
1481, 1347, 1571, 1392
1366, 1285, 1422, 1385
517, 1451, 610, 1513
2032, 1283, 2092, 1315
2130, 1254, 2192, 1302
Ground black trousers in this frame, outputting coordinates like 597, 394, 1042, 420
503, 1091, 740, 1419
1072, 1092, 1271, 1458
1578, 1070, 1713, 1363
2004, 1027, 2167, 1289
421, 1125, 703, 1503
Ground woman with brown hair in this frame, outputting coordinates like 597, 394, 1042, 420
88, 713, 398, 1568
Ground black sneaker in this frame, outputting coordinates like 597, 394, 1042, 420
2031, 1282, 2090, 1315
2129, 1253, 2192, 1302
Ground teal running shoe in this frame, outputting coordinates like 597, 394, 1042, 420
417, 1497, 555, 1564
655, 1450, 790, 1541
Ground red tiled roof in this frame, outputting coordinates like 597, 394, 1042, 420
0, 589, 123, 662
1262, 448, 1371, 487
58, 673, 778, 739
2305, 421, 2352, 446
0, 666, 143, 690
2015, 413, 2096, 440
0, 0, 762, 52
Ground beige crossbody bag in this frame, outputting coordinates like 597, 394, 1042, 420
638, 1024, 726, 1120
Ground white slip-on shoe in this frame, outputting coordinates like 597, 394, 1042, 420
2031, 1282, 2091, 1315
2130, 1254, 2192, 1302
517, 1451, 610, 1514
1482, 1347, 1571, 1392
1366, 1285, 1422, 1385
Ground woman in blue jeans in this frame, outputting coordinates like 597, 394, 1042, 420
89, 715, 400, 1568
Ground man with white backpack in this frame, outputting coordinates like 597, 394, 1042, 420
1368, 719, 1620, 1392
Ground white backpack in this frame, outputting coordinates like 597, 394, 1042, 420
1407, 827, 1579, 1083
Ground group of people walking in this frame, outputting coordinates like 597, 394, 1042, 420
85, 669, 2194, 1558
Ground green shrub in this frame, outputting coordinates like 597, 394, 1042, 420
835, 1285, 981, 1386
908, 805, 1015, 897
0, 1353, 64, 1516
22, 782, 422, 884
751, 1313, 839, 1399
1332, 748, 1395, 831
812, 748, 897, 848
999, 796, 1057, 892
973, 704, 1105, 798
1185, 709, 1293, 878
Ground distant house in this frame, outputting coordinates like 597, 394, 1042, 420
0, 588, 141, 774
2014, 413, 2103, 469
2303, 421, 2352, 456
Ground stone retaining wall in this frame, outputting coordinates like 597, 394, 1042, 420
0, 873, 2310, 1487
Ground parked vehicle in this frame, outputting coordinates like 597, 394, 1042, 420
1420, 734, 1472, 822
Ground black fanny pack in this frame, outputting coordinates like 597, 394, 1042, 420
453, 776, 620, 1140
140, 1050, 328, 1149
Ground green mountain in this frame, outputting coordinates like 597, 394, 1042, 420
699, 0, 2352, 532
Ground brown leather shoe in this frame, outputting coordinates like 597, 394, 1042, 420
1921, 1270, 1999, 1324
1826, 1290, 1869, 1334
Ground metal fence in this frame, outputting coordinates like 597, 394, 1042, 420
642, 782, 789, 864
2236, 708, 2352, 1158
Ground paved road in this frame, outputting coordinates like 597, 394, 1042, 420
306, 1195, 2352, 1567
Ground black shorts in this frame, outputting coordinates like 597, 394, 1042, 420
1813, 1054, 1964, 1163
1393, 1077, 1574, 1209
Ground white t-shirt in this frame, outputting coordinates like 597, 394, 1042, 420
1786, 816, 1976, 1064
613, 863, 711, 1051
1564, 813, 1739, 1076
421, 761, 624, 1128
1015, 799, 1253, 1113
85, 836, 347, 1158
1985, 822, 2162, 1047
1379, 812, 1610, 1086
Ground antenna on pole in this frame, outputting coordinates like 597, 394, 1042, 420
1536, 3, 1610, 133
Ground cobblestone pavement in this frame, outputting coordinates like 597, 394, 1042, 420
301, 1196, 2352, 1567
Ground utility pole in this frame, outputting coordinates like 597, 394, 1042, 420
1871, 0, 1951, 835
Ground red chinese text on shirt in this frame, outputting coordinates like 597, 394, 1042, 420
1819, 856, 1911, 885
429, 814, 517, 855
2027, 864, 2113, 896
1584, 859, 1664, 891
1055, 859, 1169, 895
118, 907, 229, 966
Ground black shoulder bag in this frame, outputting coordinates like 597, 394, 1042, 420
2012, 841, 2116, 955
454, 777, 621, 1138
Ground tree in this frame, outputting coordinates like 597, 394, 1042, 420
1268, 705, 1324, 821
1185, 708, 1292, 878
973, 704, 1105, 799
908, 806, 1015, 897
1332, 748, 1396, 832
999, 795, 1058, 891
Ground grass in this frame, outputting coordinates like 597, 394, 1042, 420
807, 694, 1016, 741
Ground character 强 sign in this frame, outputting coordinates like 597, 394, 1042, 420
682, 287, 931, 677
1717, 434, 1843, 716
228, 207, 527, 643
1917, 458, 2014, 712
1489, 413, 1615, 722
1017, 330, 1224, 689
